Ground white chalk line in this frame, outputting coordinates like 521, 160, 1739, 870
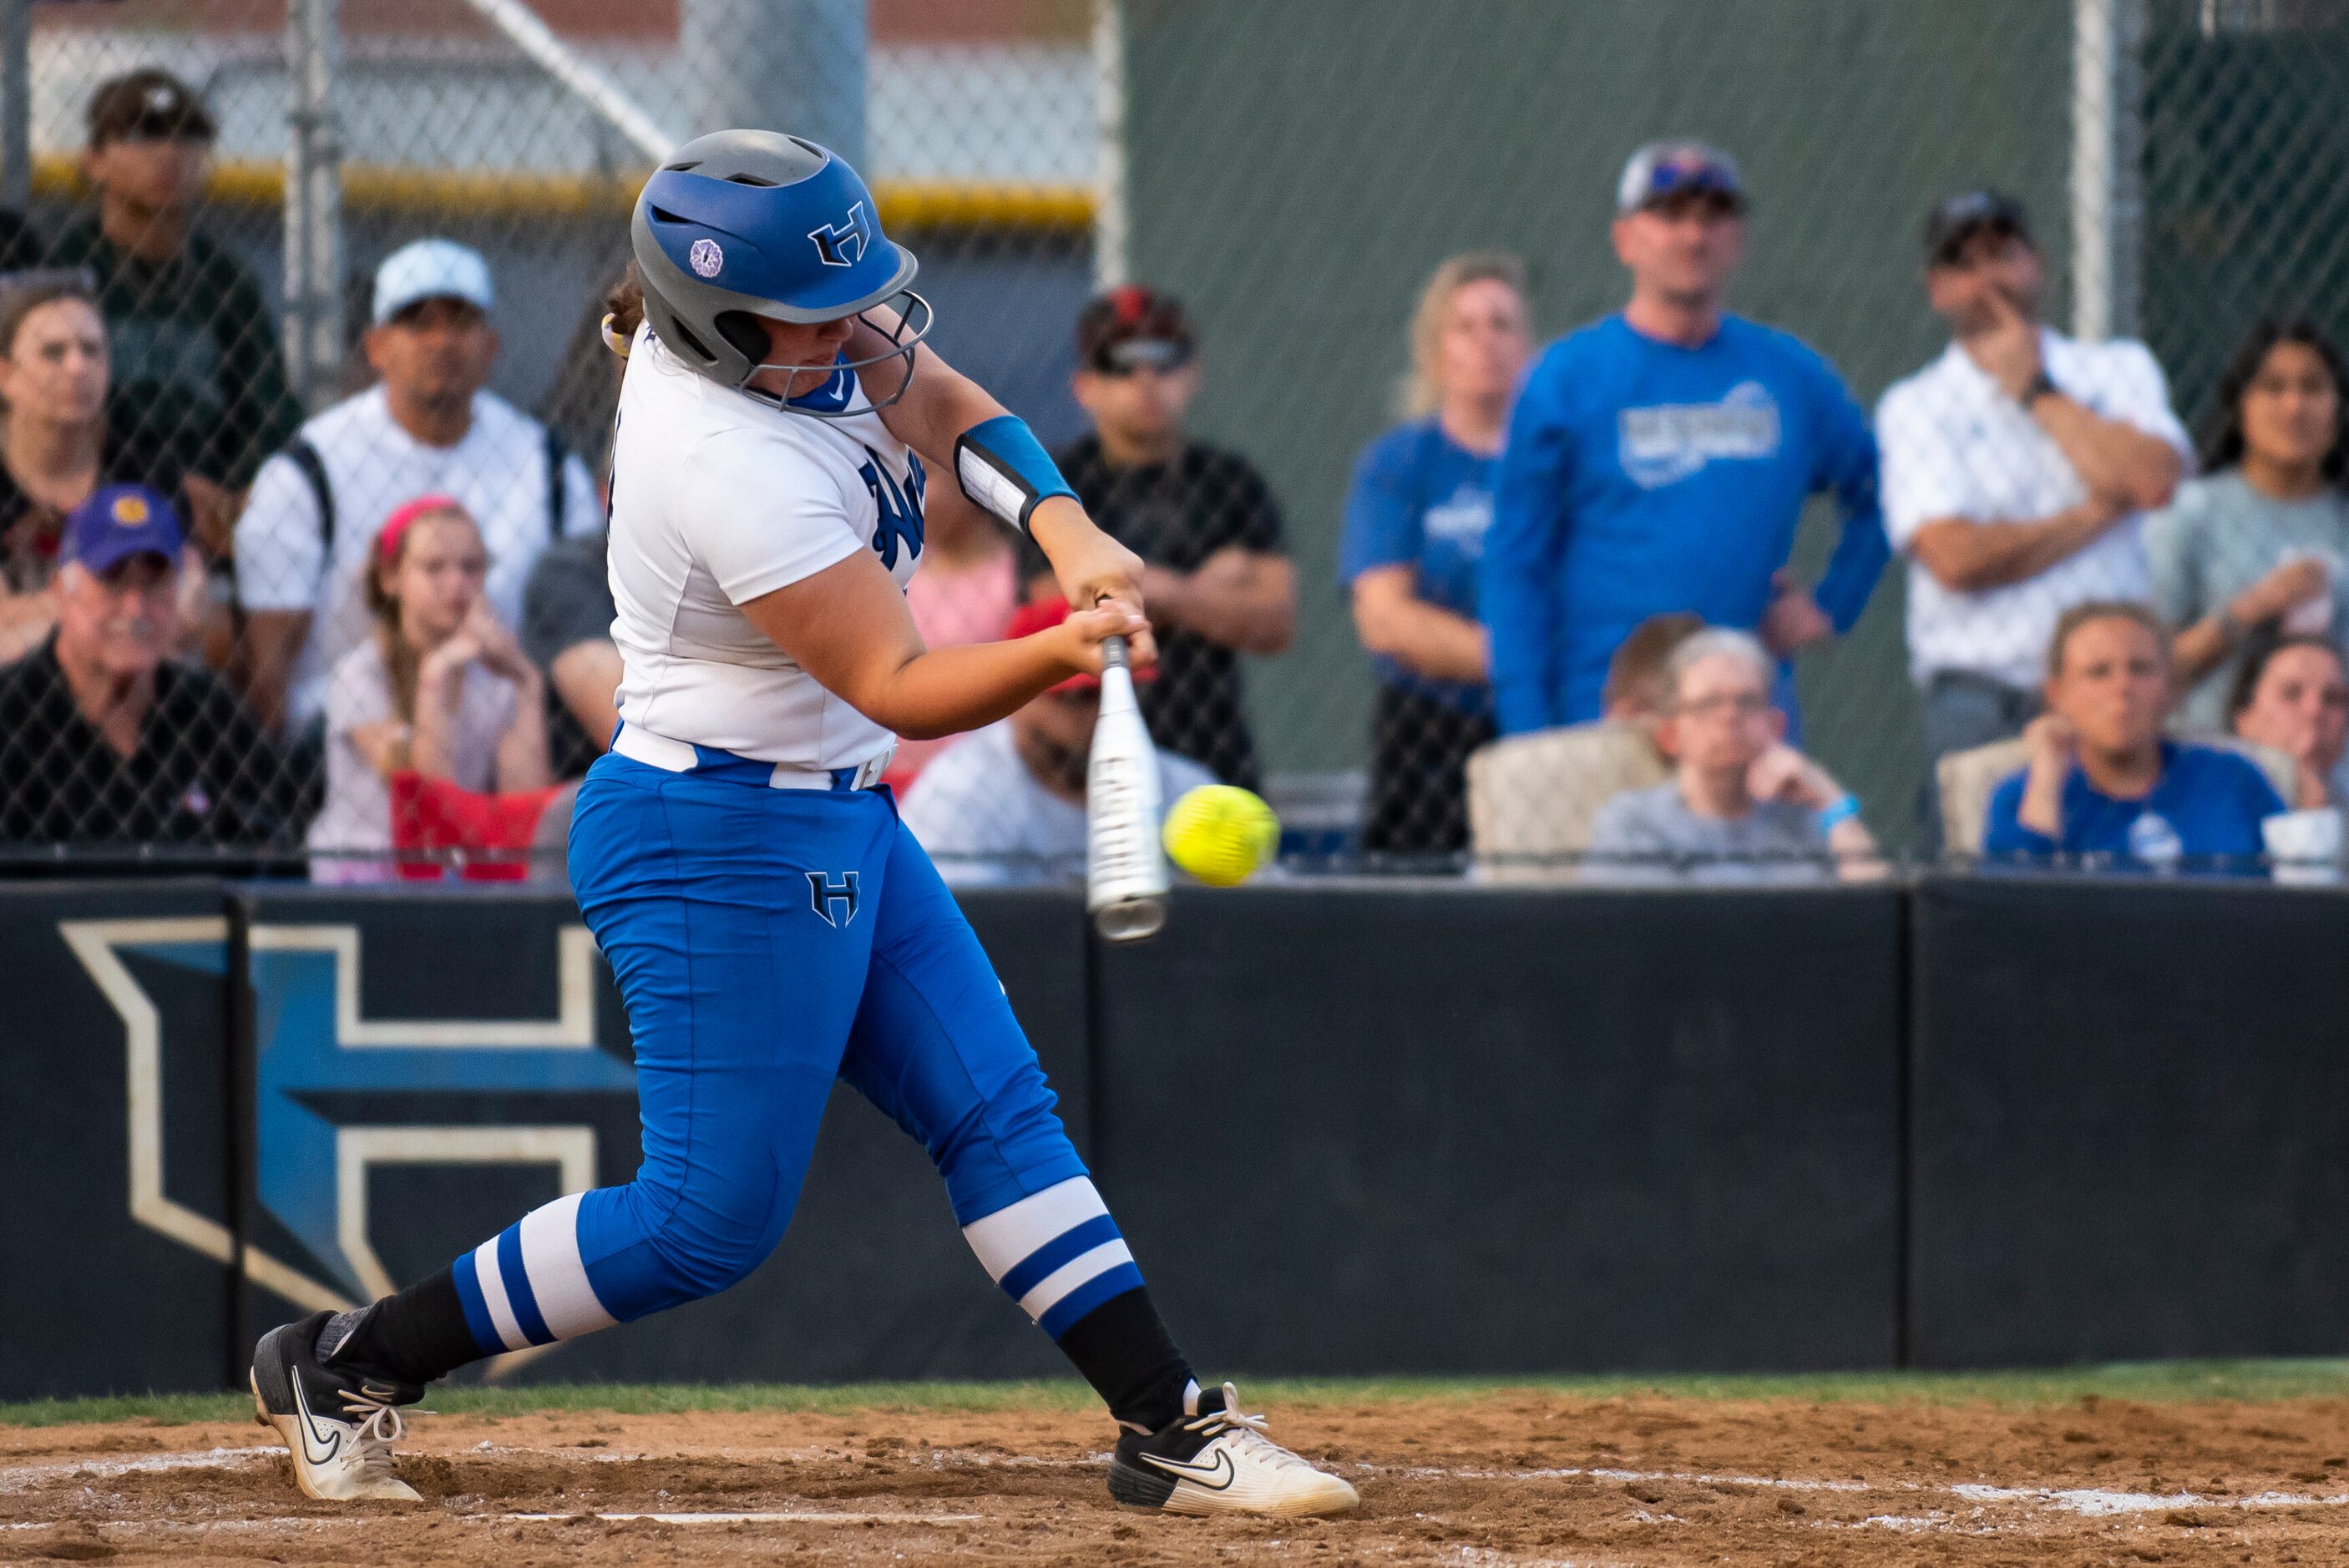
500, 1510, 985, 1525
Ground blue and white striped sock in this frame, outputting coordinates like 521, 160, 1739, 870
450, 1192, 620, 1355
961, 1176, 1147, 1339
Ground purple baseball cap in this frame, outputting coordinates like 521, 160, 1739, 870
60, 483, 182, 574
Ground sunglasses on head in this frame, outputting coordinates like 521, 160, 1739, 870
1093, 336, 1192, 377
1644, 164, 1738, 212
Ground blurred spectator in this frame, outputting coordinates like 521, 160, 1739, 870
1586, 628, 1879, 884
49, 69, 297, 536
0, 277, 205, 662
236, 239, 603, 741
1462, 610, 1701, 880
891, 486, 1019, 787
0, 484, 283, 847
519, 528, 620, 776
1601, 609, 1706, 731
1341, 251, 1532, 855
2228, 630, 2349, 810
899, 597, 1215, 885
1483, 140, 1886, 736
1022, 285, 1293, 787
2145, 320, 2349, 729
1878, 190, 2189, 845
308, 497, 550, 883
1985, 602, 2282, 869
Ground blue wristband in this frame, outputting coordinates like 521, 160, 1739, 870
954, 414, 1077, 534
1816, 793, 1862, 832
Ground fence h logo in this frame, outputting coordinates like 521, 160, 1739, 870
808, 201, 871, 268
807, 870, 862, 928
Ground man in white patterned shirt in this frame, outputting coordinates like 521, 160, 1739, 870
1875, 190, 2191, 846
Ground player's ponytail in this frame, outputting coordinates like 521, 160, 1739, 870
603, 264, 646, 358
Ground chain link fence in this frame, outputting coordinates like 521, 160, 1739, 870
1, 0, 2344, 884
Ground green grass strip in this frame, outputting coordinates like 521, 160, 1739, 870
11, 1362, 2349, 1429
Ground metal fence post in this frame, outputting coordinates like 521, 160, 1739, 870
2071, 0, 2146, 342
283, 0, 343, 411
680, 0, 865, 165
1092, 0, 1128, 291
0, 0, 28, 215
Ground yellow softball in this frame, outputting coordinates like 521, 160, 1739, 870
1162, 784, 1280, 888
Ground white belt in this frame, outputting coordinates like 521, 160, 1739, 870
611, 723, 895, 792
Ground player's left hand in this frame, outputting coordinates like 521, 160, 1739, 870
1030, 496, 1158, 671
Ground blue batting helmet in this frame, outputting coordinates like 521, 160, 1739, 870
630, 130, 929, 410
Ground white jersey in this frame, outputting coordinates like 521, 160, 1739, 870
606, 327, 926, 766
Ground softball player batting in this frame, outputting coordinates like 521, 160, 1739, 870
249, 130, 1357, 1520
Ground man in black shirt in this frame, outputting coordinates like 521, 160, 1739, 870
1025, 286, 1294, 787
0, 483, 286, 849
48, 70, 301, 521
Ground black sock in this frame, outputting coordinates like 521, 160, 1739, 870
1053, 1285, 1196, 1433
323, 1266, 484, 1387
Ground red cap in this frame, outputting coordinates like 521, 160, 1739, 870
1008, 595, 1152, 695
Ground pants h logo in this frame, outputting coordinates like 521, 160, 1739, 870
807, 870, 861, 928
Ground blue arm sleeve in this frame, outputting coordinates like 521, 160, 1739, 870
1337, 432, 1419, 586
1482, 359, 1576, 734
1809, 366, 1891, 634
1980, 774, 2056, 857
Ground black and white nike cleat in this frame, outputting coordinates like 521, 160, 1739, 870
1108, 1381, 1359, 1516
250, 1308, 423, 1502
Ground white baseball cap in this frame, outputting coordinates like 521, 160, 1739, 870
372, 238, 494, 326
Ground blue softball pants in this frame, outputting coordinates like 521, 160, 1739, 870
443, 741, 1146, 1360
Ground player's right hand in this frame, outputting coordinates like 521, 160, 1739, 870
1030, 498, 1158, 672
1051, 601, 1152, 677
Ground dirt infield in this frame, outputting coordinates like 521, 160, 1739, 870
8, 1386, 2349, 1564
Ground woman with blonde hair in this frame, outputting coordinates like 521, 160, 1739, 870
1339, 250, 1531, 855
306, 493, 549, 880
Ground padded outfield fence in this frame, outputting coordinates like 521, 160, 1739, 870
11, 874, 2349, 1401
3, 3, 2349, 879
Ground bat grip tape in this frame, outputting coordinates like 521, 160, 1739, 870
953, 414, 1077, 534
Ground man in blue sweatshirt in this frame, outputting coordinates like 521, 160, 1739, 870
1482, 141, 1888, 732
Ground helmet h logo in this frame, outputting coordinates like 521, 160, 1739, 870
808, 201, 871, 269
807, 870, 862, 928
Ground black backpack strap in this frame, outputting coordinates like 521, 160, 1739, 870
543, 424, 569, 539
284, 436, 336, 555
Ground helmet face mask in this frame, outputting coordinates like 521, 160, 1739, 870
729, 290, 934, 421
630, 129, 932, 419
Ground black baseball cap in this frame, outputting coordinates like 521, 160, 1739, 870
1076, 285, 1197, 374
1923, 189, 2032, 267
87, 69, 216, 149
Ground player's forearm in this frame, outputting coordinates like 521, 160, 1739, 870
859, 635, 1086, 741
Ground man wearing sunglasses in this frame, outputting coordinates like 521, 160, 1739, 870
1482, 140, 1886, 740
1022, 286, 1294, 789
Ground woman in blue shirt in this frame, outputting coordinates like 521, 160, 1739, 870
1340, 252, 1531, 854
1985, 600, 2286, 872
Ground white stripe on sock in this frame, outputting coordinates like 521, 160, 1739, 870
472, 1237, 529, 1352
1015, 1238, 1135, 1322
960, 1177, 1110, 1283
517, 1192, 617, 1341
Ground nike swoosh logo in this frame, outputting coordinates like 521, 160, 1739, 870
1142, 1446, 1236, 1491
290, 1374, 342, 1467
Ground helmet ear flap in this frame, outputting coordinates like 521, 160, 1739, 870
714, 311, 772, 367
